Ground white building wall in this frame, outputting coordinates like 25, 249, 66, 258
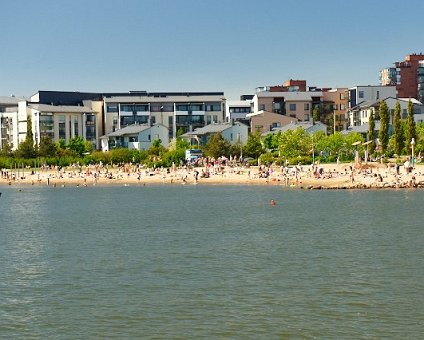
221, 123, 249, 144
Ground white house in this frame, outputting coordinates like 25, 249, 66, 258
100, 123, 169, 152
182, 122, 249, 146
348, 97, 424, 127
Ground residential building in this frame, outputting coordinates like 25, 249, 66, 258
264, 121, 328, 136
103, 91, 225, 140
252, 89, 323, 123
347, 97, 424, 127
0, 96, 27, 150
182, 122, 249, 147
225, 98, 252, 127
28, 103, 98, 147
380, 53, 424, 102
100, 123, 169, 152
322, 88, 348, 132
246, 110, 296, 134
269, 79, 307, 92
348, 85, 397, 109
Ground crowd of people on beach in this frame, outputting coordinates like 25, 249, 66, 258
1, 156, 423, 189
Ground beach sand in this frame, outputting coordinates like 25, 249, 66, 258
2, 162, 424, 189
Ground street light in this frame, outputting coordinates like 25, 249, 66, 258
411, 137, 415, 168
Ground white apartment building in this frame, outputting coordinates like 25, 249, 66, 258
348, 97, 424, 127
103, 92, 226, 139
0, 97, 28, 150
225, 99, 252, 124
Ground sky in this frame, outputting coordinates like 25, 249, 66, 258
1, 0, 424, 100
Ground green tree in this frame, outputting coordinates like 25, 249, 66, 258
312, 105, 320, 123
243, 131, 264, 159
367, 108, 376, 156
415, 122, 424, 155
0, 140, 13, 157
38, 135, 57, 157
84, 140, 94, 154
262, 132, 279, 150
16, 116, 37, 158
277, 128, 311, 158
67, 136, 86, 156
393, 101, 403, 156
378, 100, 390, 154
148, 139, 165, 156
405, 99, 417, 154
205, 132, 231, 158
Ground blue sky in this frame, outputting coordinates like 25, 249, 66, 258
1, 0, 423, 100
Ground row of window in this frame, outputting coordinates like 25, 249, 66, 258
107, 103, 222, 113
229, 107, 251, 113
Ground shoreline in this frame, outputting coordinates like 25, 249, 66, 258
2, 162, 424, 190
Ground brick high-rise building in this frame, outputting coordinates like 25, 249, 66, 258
380, 53, 424, 103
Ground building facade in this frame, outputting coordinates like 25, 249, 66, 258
225, 99, 252, 127
252, 89, 323, 123
182, 122, 249, 147
29, 104, 97, 147
348, 97, 424, 127
322, 88, 348, 132
103, 92, 225, 140
100, 123, 169, 152
0, 96, 26, 150
379, 53, 424, 102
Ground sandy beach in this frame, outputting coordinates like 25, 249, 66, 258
2, 161, 424, 189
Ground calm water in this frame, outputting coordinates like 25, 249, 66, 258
0, 184, 423, 339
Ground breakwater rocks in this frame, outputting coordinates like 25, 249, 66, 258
302, 181, 424, 190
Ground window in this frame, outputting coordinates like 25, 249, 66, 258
340, 93, 345, 100
304, 103, 310, 111
206, 103, 221, 111
150, 116, 156, 124
189, 104, 204, 111
74, 116, 79, 137
304, 114, 310, 121
107, 104, 118, 112
120, 104, 134, 112
58, 115, 66, 140
134, 104, 149, 112
176, 104, 188, 111
39, 114, 54, 139
340, 104, 346, 110
358, 91, 364, 99
259, 104, 265, 111
289, 104, 296, 111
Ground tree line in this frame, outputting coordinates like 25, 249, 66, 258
1, 107, 423, 169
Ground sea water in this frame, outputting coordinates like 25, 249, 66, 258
1, 185, 423, 338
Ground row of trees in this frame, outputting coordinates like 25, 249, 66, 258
1, 108, 423, 169
371, 100, 417, 156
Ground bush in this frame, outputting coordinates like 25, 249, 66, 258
259, 152, 275, 166
287, 155, 312, 165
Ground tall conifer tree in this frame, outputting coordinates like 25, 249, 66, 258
393, 101, 403, 156
405, 99, 417, 153
378, 100, 390, 154
367, 108, 376, 156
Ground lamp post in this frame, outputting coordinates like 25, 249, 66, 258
411, 137, 415, 168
